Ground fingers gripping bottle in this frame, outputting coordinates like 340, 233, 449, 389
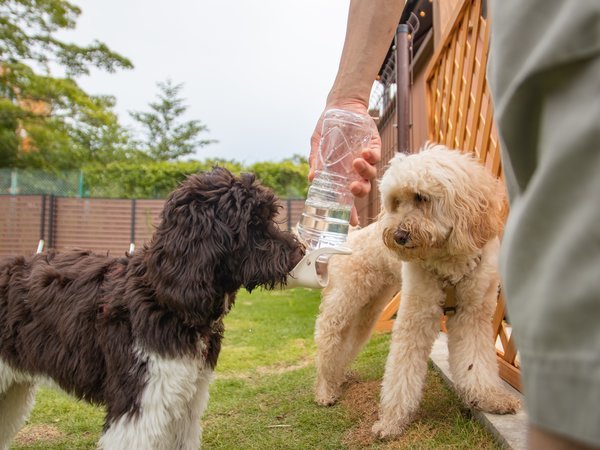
287, 109, 372, 289
297, 109, 373, 251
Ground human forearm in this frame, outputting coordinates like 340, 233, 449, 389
327, 0, 404, 107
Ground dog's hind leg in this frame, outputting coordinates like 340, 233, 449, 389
315, 282, 394, 406
344, 287, 398, 370
314, 287, 357, 406
0, 382, 37, 450
446, 276, 521, 414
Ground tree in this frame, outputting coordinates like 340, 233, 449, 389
0, 0, 133, 169
130, 79, 216, 161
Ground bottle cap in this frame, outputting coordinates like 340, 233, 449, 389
286, 246, 352, 289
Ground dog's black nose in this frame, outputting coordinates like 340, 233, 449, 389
394, 229, 410, 246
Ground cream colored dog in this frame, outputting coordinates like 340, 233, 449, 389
315, 144, 520, 439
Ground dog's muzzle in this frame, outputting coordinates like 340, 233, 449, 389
383, 227, 410, 250
393, 229, 410, 246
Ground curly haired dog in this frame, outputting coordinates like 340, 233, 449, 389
0, 167, 303, 450
314, 144, 520, 438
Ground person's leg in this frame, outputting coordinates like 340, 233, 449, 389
489, 0, 600, 447
529, 425, 598, 450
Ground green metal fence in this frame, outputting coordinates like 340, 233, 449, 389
0, 169, 84, 196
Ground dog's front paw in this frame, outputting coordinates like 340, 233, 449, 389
371, 418, 408, 440
315, 391, 339, 406
486, 392, 521, 415
314, 382, 341, 406
469, 389, 521, 415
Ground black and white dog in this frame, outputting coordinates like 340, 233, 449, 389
0, 167, 303, 449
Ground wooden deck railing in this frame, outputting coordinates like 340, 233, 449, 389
426, 0, 520, 391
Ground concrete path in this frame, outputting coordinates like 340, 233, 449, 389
430, 333, 528, 449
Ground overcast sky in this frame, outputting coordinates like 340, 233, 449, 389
63, 0, 351, 164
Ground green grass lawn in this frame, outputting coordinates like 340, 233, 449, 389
12, 288, 500, 449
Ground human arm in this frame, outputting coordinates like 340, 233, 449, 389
310, 0, 405, 203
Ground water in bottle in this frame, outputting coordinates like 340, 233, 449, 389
296, 109, 372, 252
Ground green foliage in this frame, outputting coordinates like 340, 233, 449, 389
248, 154, 309, 198
79, 155, 308, 199
0, 98, 22, 166
0, 0, 131, 76
129, 79, 216, 161
82, 159, 244, 198
0, 0, 133, 169
2, 154, 309, 199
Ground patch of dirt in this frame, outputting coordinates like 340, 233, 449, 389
339, 375, 420, 450
218, 356, 314, 381
14, 424, 65, 445
339, 378, 381, 449
255, 358, 313, 376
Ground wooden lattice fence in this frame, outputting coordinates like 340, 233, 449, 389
425, 0, 520, 391
374, 0, 521, 392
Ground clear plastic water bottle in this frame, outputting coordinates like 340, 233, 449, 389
297, 109, 373, 252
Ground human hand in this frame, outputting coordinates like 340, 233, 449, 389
308, 102, 381, 225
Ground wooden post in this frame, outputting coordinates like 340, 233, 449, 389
47, 195, 56, 250
129, 199, 137, 254
37, 194, 46, 253
396, 24, 411, 154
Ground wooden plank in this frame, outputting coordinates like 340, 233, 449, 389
447, 4, 470, 146
497, 356, 523, 392
433, 0, 463, 47
434, 55, 448, 140
478, 96, 492, 163
456, 0, 482, 148
502, 330, 519, 366
428, 0, 471, 76
441, 32, 459, 144
467, 16, 491, 151
489, 122, 503, 177
374, 293, 400, 332
491, 289, 506, 336
374, 320, 394, 333
498, 323, 510, 353
426, 77, 436, 139
378, 293, 401, 321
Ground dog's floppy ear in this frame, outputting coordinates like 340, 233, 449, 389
445, 162, 505, 254
144, 168, 238, 325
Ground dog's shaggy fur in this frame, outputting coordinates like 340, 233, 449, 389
0, 167, 303, 450
314, 144, 520, 439
314, 222, 402, 406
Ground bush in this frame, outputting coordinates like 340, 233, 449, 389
82, 156, 309, 199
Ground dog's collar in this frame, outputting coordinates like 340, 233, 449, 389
443, 286, 458, 316
424, 253, 482, 316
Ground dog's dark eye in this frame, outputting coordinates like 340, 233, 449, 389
393, 198, 401, 210
415, 193, 429, 203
